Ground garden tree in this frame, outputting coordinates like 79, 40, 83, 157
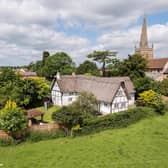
12, 78, 50, 108
52, 105, 83, 136
133, 77, 160, 96
43, 52, 75, 79
0, 101, 27, 138
42, 51, 50, 66
159, 78, 168, 96
0, 68, 19, 83
87, 50, 117, 77
76, 60, 99, 76
0, 68, 50, 108
72, 92, 99, 118
31, 60, 43, 76
106, 59, 122, 76
119, 54, 147, 80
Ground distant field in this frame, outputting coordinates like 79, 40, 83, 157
1, 113, 168, 168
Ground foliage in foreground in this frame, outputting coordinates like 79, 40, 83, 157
137, 90, 166, 114
0, 101, 27, 138
0, 137, 16, 147
52, 92, 99, 135
75, 107, 156, 135
27, 130, 66, 142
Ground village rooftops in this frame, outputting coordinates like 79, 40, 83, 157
51, 75, 135, 103
147, 58, 168, 70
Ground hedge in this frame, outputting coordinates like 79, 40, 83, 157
27, 130, 66, 142
75, 107, 156, 136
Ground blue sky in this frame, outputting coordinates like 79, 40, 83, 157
0, 0, 168, 66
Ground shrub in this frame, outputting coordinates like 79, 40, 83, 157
0, 104, 27, 139
0, 138, 16, 147
52, 106, 83, 130
27, 130, 66, 142
75, 107, 155, 135
72, 92, 99, 118
137, 90, 166, 114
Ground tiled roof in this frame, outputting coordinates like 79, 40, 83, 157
148, 58, 168, 69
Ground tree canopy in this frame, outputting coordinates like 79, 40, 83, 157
87, 50, 117, 76
76, 60, 99, 76
0, 68, 50, 109
43, 52, 75, 79
118, 54, 147, 80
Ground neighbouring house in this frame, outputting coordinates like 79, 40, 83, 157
51, 73, 135, 115
15, 68, 37, 78
145, 58, 168, 81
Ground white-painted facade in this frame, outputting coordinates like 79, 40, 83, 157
51, 81, 130, 115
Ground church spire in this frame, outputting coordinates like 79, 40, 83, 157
140, 16, 148, 48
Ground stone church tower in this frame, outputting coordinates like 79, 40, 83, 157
135, 16, 153, 60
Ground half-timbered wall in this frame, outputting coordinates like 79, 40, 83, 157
111, 86, 128, 113
51, 82, 62, 106
52, 82, 129, 114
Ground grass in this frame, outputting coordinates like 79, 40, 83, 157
35, 106, 60, 122
1, 113, 168, 167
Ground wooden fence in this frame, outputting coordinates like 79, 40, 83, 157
29, 123, 60, 132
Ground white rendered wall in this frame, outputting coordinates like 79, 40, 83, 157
99, 102, 111, 115
128, 93, 135, 106
62, 93, 79, 106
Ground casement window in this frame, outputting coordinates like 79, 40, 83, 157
114, 103, 119, 108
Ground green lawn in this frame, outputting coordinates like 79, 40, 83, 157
1, 113, 168, 168
36, 106, 60, 122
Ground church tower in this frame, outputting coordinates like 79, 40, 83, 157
135, 16, 153, 60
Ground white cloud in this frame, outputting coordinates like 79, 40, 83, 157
0, 0, 168, 65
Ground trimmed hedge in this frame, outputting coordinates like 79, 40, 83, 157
75, 107, 156, 135
27, 130, 66, 142
0, 138, 16, 147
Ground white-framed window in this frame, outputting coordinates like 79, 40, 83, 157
114, 103, 119, 108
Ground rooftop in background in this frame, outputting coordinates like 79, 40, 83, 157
15, 68, 37, 78
147, 58, 168, 70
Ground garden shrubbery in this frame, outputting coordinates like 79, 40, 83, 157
0, 138, 16, 147
75, 107, 156, 136
27, 130, 66, 142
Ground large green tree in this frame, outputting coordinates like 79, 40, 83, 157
87, 50, 117, 77
76, 60, 99, 76
133, 77, 160, 96
119, 54, 147, 79
43, 52, 75, 79
0, 69, 50, 109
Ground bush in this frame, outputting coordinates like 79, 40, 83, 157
0, 138, 16, 147
0, 105, 27, 139
52, 106, 83, 131
27, 130, 66, 142
137, 90, 166, 114
75, 107, 156, 135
